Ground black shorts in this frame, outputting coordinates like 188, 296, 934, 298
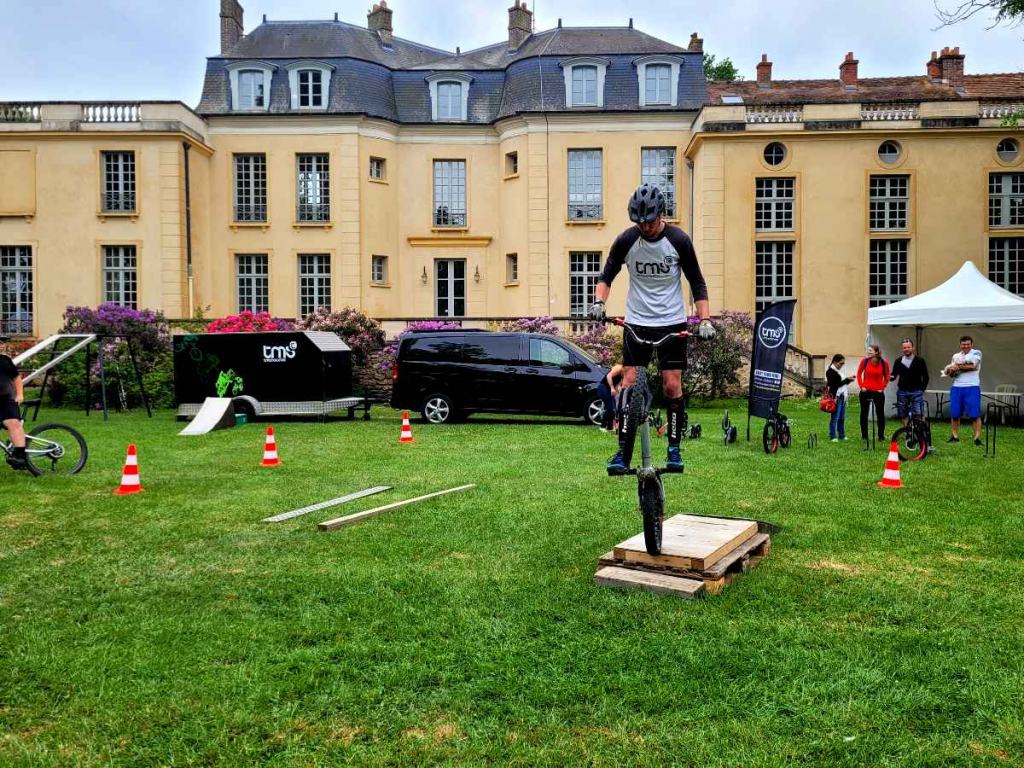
0, 398, 19, 423
622, 322, 689, 371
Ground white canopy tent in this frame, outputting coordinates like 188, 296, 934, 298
867, 261, 1024, 417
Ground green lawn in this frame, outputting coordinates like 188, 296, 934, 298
1, 402, 1022, 766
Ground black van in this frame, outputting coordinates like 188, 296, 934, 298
390, 330, 608, 424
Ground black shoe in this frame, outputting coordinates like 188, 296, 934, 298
947, 436, 960, 443
974, 438, 983, 447
6, 455, 28, 471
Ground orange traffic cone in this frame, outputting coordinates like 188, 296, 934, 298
399, 412, 414, 443
260, 426, 282, 467
877, 440, 903, 489
113, 444, 144, 495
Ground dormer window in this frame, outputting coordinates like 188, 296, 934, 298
285, 61, 334, 111
560, 58, 609, 108
634, 56, 682, 108
226, 61, 276, 112
426, 73, 473, 122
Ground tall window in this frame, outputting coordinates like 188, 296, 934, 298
989, 237, 1024, 295
988, 173, 1024, 228
569, 252, 602, 317
298, 70, 323, 108
103, 245, 138, 308
101, 151, 136, 213
755, 178, 795, 231
0, 246, 33, 335
645, 64, 672, 105
641, 148, 676, 219
433, 160, 467, 227
371, 255, 388, 285
572, 66, 598, 106
754, 241, 794, 314
298, 254, 331, 317
869, 240, 908, 307
296, 154, 330, 222
234, 154, 267, 223
568, 149, 603, 221
236, 254, 269, 313
238, 70, 265, 109
435, 259, 466, 317
869, 175, 909, 230
437, 82, 463, 120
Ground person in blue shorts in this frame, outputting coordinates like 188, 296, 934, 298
947, 335, 983, 446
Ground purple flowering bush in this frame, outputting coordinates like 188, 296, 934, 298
683, 311, 754, 401
568, 323, 623, 367
494, 316, 561, 336
297, 307, 385, 366
380, 321, 462, 373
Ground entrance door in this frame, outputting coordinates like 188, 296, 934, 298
435, 259, 466, 318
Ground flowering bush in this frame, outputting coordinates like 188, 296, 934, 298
63, 304, 170, 353
494, 316, 561, 336
683, 311, 754, 401
297, 307, 385, 366
380, 320, 463, 372
206, 311, 294, 334
568, 323, 623, 367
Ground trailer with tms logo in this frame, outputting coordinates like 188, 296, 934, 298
173, 331, 370, 421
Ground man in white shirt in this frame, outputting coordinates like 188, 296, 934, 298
948, 335, 983, 446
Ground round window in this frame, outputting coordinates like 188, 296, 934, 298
997, 138, 1019, 163
763, 142, 787, 167
878, 140, 902, 165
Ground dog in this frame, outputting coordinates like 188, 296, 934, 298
941, 352, 968, 378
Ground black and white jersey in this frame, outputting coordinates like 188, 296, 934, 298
599, 225, 708, 326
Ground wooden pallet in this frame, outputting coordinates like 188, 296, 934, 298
613, 515, 758, 571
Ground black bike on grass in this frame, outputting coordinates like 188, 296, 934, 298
891, 412, 932, 462
762, 395, 794, 455
605, 318, 693, 556
2, 400, 88, 477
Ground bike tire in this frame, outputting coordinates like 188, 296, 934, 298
780, 422, 792, 449
639, 476, 664, 556
621, 368, 648, 466
26, 424, 88, 476
762, 420, 778, 455
893, 425, 927, 462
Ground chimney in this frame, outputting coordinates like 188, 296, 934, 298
368, 1, 393, 45
688, 32, 704, 53
509, 0, 533, 50
938, 46, 965, 91
220, 0, 244, 55
927, 51, 941, 82
839, 51, 858, 89
756, 54, 772, 89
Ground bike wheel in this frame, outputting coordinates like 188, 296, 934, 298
779, 422, 792, 449
762, 420, 778, 454
622, 369, 648, 465
893, 426, 927, 462
26, 424, 88, 476
639, 476, 664, 556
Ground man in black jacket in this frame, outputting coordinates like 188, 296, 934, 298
890, 338, 929, 426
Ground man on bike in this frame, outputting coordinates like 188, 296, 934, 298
589, 184, 715, 475
0, 336, 28, 470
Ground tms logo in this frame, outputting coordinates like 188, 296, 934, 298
758, 317, 787, 349
263, 340, 298, 363
634, 261, 671, 276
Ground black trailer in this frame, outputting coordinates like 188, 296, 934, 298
173, 331, 370, 420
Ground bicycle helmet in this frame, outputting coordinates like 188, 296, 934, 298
628, 183, 666, 224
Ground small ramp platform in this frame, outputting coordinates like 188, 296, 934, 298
178, 397, 235, 436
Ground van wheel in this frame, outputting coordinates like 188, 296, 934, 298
421, 394, 456, 424
584, 396, 605, 426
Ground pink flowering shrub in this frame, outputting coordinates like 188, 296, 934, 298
380, 320, 462, 372
568, 323, 622, 367
297, 307, 385, 365
206, 311, 294, 334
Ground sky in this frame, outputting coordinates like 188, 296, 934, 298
1, 0, 1022, 106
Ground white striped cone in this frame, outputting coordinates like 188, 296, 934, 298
113, 444, 144, 495
877, 441, 903, 489
399, 412, 414, 443
260, 426, 282, 467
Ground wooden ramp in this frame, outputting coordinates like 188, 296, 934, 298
597, 514, 772, 598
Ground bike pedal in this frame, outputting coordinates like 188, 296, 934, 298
661, 464, 684, 474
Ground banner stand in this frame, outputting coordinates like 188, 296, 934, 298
747, 300, 797, 441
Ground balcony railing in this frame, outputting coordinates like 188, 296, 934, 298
297, 203, 331, 223
102, 192, 137, 213
861, 103, 919, 121
981, 102, 1024, 119
83, 103, 140, 123
235, 204, 268, 223
433, 208, 467, 227
746, 105, 803, 123
567, 203, 603, 221
0, 317, 34, 336
0, 104, 41, 123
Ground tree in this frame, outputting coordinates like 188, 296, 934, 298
704, 54, 742, 82
935, 0, 1024, 28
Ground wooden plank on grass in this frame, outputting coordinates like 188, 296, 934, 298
701, 533, 770, 578
594, 566, 705, 599
318, 484, 476, 532
261, 486, 392, 523
613, 514, 757, 571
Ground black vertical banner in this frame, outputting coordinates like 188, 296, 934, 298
748, 300, 796, 420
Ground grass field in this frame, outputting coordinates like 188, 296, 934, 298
1, 401, 1022, 766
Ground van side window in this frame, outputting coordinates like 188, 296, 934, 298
463, 335, 521, 365
404, 335, 463, 362
530, 339, 571, 368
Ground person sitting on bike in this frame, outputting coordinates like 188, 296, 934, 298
589, 183, 715, 475
0, 336, 28, 470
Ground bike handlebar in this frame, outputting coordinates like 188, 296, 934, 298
603, 317, 692, 347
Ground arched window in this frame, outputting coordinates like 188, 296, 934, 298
426, 73, 473, 121
559, 58, 609, 108
285, 61, 335, 110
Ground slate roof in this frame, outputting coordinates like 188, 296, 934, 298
197, 20, 708, 120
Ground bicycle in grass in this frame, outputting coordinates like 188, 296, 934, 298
891, 411, 932, 462
604, 318, 694, 557
762, 395, 795, 455
2, 399, 88, 477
